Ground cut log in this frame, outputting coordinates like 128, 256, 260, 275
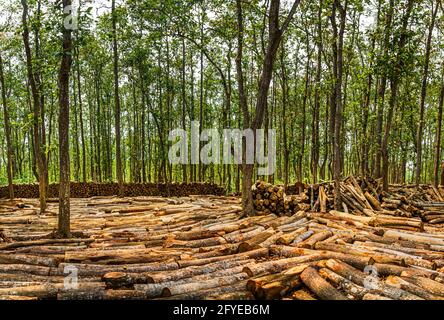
300, 267, 348, 300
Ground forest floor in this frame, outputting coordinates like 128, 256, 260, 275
0, 192, 444, 300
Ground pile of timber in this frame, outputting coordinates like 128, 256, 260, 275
285, 182, 307, 195
303, 176, 444, 225
1, 194, 444, 300
252, 181, 301, 216
0, 182, 225, 199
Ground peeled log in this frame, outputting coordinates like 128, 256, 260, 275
243, 255, 323, 277
384, 230, 444, 246
318, 267, 368, 299
362, 293, 392, 300
161, 273, 249, 297
159, 281, 248, 300
137, 259, 254, 284
255, 275, 301, 300
298, 231, 333, 249
177, 248, 268, 268
300, 267, 348, 300
206, 291, 254, 300
0, 253, 61, 267
291, 289, 316, 300
403, 276, 444, 297
0, 264, 50, 276
0, 238, 94, 251
385, 276, 443, 300
237, 229, 274, 252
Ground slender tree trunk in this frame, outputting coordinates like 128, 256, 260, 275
21, 0, 46, 213
434, 66, 444, 187
415, 0, 439, 186
181, 37, 187, 182
58, 0, 73, 238
331, 0, 347, 210
112, 0, 124, 196
0, 53, 14, 199
311, 0, 322, 184
382, 0, 415, 191
75, 43, 87, 183
374, 0, 394, 179
280, 49, 289, 188
239, 0, 301, 216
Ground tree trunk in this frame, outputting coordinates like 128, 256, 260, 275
434, 66, 444, 187
58, 0, 73, 238
331, 0, 347, 210
0, 53, 14, 200
239, 0, 302, 216
21, 0, 46, 213
415, 0, 439, 186
181, 37, 187, 183
382, 0, 415, 191
374, 0, 394, 179
75, 41, 86, 183
112, 0, 124, 197
311, 0, 322, 184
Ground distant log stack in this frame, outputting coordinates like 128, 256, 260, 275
0, 182, 225, 199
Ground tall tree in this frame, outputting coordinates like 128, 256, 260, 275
434, 64, 444, 187
112, 0, 124, 197
21, 0, 47, 213
237, 0, 302, 216
415, 0, 439, 186
381, 0, 415, 191
331, 0, 347, 209
58, 0, 73, 237
0, 52, 14, 199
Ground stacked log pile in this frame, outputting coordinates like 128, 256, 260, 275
251, 181, 301, 216
0, 182, 225, 199
1, 194, 444, 300
301, 176, 444, 225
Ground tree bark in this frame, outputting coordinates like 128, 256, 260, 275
311, 0, 323, 184
331, 0, 347, 210
21, 0, 46, 212
0, 52, 14, 199
112, 0, 124, 196
415, 0, 439, 186
58, 0, 73, 238
382, 0, 415, 191
239, 0, 302, 216
434, 65, 444, 187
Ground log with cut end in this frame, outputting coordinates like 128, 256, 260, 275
159, 281, 249, 300
403, 276, 444, 297
385, 275, 443, 300
140, 259, 254, 284
177, 247, 268, 268
298, 230, 333, 249
242, 255, 323, 277
300, 267, 348, 300
318, 267, 368, 299
237, 228, 274, 252
255, 275, 301, 300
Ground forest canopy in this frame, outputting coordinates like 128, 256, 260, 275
0, 0, 443, 194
